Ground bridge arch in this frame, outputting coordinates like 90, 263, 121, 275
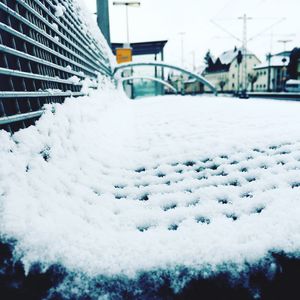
113, 61, 217, 95
118, 76, 178, 94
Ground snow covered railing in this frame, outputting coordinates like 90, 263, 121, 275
0, 0, 112, 132
119, 75, 178, 94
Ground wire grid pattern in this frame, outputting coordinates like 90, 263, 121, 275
0, 0, 112, 132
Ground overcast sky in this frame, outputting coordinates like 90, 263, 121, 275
84, 0, 300, 68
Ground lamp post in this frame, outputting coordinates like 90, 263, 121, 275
113, 1, 141, 48
178, 32, 185, 95
278, 39, 292, 91
178, 32, 186, 68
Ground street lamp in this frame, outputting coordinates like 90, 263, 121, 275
178, 32, 185, 94
278, 39, 292, 91
178, 32, 186, 68
113, 1, 141, 47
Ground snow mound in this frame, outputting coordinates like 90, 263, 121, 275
1, 89, 300, 286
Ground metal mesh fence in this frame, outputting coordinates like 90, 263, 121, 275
0, 0, 112, 132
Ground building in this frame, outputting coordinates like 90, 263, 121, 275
203, 48, 261, 93
166, 66, 205, 95
253, 52, 290, 92
287, 48, 300, 81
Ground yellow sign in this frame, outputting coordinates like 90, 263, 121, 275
116, 48, 132, 64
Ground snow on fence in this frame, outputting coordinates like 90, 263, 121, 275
0, 0, 112, 132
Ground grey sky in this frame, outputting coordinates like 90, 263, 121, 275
84, 0, 300, 68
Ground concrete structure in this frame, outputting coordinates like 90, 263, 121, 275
97, 0, 111, 45
203, 48, 260, 93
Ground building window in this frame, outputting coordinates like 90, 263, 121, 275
232, 74, 235, 78
232, 83, 235, 88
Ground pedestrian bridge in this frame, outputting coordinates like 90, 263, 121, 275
113, 61, 217, 96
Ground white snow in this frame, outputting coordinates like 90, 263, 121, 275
219, 48, 254, 65
54, 4, 66, 18
51, 22, 59, 31
65, 65, 72, 71
53, 35, 60, 43
1, 82, 300, 279
72, 0, 116, 67
68, 75, 80, 85
254, 55, 290, 69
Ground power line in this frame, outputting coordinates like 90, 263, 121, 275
248, 18, 286, 42
210, 19, 241, 43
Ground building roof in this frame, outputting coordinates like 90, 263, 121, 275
205, 48, 257, 74
219, 49, 239, 65
218, 48, 254, 65
254, 55, 290, 70
111, 40, 168, 56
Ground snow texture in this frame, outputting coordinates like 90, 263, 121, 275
68, 75, 80, 85
1, 77, 300, 287
254, 55, 290, 69
53, 36, 60, 43
54, 4, 66, 18
51, 23, 59, 31
219, 48, 254, 65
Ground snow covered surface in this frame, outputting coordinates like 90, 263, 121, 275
72, 0, 116, 68
54, 3, 66, 18
218, 49, 255, 65
1, 80, 300, 287
254, 55, 290, 69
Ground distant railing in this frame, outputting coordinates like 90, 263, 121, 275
113, 61, 217, 95
0, 0, 112, 132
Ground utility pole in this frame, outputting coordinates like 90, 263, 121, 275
178, 32, 186, 95
191, 51, 196, 72
238, 14, 252, 93
211, 15, 285, 96
113, 1, 141, 48
179, 32, 186, 68
278, 39, 292, 91
267, 53, 272, 91
278, 39, 292, 55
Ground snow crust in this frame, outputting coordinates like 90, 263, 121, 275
72, 0, 116, 68
54, 4, 66, 18
1, 85, 300, 281
219, 49, 254, 65
254, 55, 290, 69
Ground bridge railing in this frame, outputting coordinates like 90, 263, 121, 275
0, 0, 112, 132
